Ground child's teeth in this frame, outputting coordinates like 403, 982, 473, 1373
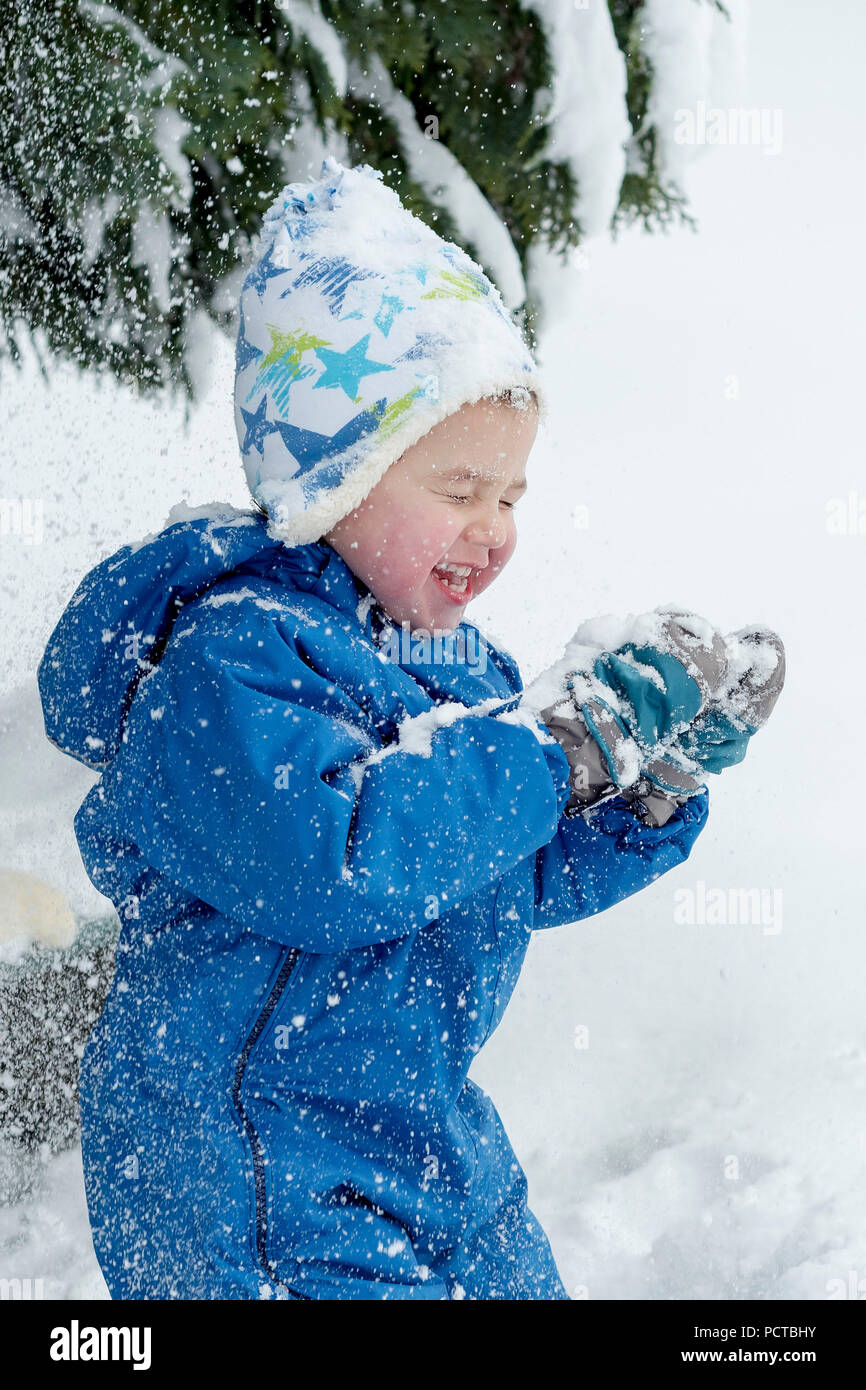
434, 566, 469, 592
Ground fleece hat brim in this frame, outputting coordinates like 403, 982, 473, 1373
234, 157, 546, 548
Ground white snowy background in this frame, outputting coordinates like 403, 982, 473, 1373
1, 0, 864, 1299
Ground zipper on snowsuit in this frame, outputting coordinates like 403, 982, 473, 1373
231, 947, 303, 1280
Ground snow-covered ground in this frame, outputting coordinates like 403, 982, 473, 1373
1, 0, 864, 1299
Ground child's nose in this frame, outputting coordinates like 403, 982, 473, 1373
463, 505, 509, 549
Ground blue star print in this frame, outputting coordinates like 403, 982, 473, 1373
244, 242, 292, 298
235, 300, 261, 374
285, 257, 379, 317
272, 400, 386, 475
313, 333, 394, 399
393, 330, 452, 363
239, 396, 273, 457
373, 292, 410, 337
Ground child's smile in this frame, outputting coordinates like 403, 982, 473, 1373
430, 560, 480, 601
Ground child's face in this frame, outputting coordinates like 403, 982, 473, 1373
323, 397, 538, 634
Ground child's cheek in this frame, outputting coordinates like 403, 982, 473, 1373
404, 505, 461, 573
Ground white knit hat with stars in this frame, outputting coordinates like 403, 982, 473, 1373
234, 157, 546, 547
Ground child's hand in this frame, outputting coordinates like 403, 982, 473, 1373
671, 626, 786, 774
539, 608, 728, 815
628, 623, 785, 825
538, 611, 785, 825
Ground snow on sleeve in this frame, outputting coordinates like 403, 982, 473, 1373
124, 501, 258, 558
345, 693, 548, 796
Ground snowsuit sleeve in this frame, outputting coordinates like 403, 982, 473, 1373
486, 633, 711, 931
94, 594, 573, 954
531, 786, 710, 931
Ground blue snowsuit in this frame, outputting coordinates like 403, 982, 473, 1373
38, 510, 709, 1300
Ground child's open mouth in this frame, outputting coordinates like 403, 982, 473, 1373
431, 562, 475, 603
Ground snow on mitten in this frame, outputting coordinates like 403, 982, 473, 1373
620, 624, 786, 826
673, 627, 786, 774
539, 608, 728, 821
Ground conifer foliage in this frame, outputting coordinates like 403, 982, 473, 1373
0, 1, 730, 397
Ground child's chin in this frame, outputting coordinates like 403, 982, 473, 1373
415, 609, 462, 637
391, 581, 468, 635
425, 598, 466, 633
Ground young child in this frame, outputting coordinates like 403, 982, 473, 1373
38, 158, 785, 1301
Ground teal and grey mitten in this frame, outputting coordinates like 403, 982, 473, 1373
540, 614, 786, 828
539, 609, 728, 824
672, 627, 786, 773
627, 625, 786, 825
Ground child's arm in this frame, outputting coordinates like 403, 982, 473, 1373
90, 593, 574, 955
486, 612, 717, 930
527, 614, 784, 931
532, 784, 709, 931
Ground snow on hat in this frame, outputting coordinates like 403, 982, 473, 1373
234, 156, 545, 547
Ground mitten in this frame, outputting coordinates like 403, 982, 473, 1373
674, 627, 786, 774
539, 609, 728, 823
622, 625, 786, 826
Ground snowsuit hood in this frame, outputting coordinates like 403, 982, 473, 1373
38, 504, 358, 773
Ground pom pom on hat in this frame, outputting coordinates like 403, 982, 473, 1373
234, 157, 545, 547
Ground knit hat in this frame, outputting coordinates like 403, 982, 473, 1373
233, 156, 546, 548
